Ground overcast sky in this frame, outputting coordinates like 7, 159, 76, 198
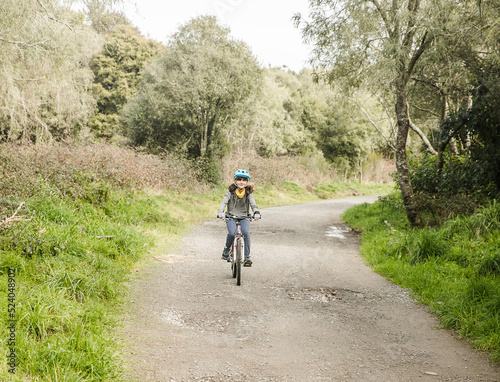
122, 0, 313, 72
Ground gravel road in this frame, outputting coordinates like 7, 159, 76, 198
122, 196, 499, 381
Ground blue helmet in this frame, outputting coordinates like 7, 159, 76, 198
234, 169, 250, 180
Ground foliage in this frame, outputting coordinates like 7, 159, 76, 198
295, 0, 496, 227
82, 0, 129, 34
408, 77, 500, 223
343, 197, 500, 363
229, 68, 315, 157
408, 154, 481, 224
438, 81, 500, 194
299, 74, 383, 170
89, 24, 163, 139
0, 0, 102, 143
227, 67, 383, 175
124, 15, 261, 182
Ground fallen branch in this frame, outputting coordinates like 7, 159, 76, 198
96, 235, 116, 239
0, 202, 26, 226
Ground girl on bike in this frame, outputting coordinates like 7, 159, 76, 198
217, 169, 260, 267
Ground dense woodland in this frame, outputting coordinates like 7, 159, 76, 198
1, 0, 499, 223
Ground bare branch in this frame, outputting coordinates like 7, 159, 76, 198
411, 104, 440, 117
0, 37, 50, 48
406, 102, 438, 155
407, 31, 433, 78
36, 0, 73, 31
0, 202, 26, 226
347, 97, 396, 152
376, 96, 396, 140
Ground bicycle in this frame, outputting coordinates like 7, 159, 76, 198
226, 219, 245, 286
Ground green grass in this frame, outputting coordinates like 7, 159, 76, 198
343, 194, 500, 363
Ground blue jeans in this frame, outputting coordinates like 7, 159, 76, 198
225, 219, 251, 259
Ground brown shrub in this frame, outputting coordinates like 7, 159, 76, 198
0, 143, 201, 198
221, 151, 336, 190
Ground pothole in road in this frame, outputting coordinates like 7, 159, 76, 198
287, 287, 362, 302
160, 308, 184, 326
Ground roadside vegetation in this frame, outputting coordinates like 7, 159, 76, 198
343, 196, 500, 364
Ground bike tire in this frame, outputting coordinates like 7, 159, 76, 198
236, 238, 243, 286
230, 244, 236, 278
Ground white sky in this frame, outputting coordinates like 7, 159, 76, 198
122, 0, 313, 72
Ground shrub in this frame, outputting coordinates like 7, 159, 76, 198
0, 143, 202, 200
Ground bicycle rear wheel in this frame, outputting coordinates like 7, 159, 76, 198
236, 238, 243, 286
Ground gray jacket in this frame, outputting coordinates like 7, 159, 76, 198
218, 189, 259, 220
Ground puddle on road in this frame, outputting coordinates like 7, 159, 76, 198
324, 225, 351, 239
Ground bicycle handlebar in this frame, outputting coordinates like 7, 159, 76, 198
216, 216, 259, 221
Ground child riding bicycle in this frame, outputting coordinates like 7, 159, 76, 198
217, 169, 261, 267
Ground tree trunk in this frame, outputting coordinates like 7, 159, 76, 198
200, 120, 209, 157
395, 84, 422, 227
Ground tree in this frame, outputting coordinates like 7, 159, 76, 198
90, 24, 163, 139
0, 0, 103, 142
295, 0, 490, 226
298, 71, 382, 172
228, 68, 316, 157
123, 16, 261, 180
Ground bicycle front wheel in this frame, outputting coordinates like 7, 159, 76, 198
236, 238, 243, 286
231, 251, 237, 279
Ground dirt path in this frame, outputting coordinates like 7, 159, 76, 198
122, 196, 499, 381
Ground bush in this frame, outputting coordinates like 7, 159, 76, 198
0, 143, 202, 200
408, 154, 493, 224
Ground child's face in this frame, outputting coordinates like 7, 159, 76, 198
235, 177, 248, 188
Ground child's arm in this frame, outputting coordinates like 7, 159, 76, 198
217, 190, 231, 219
248, 194, 260, 220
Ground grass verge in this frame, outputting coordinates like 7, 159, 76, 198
342, 194, 500, 364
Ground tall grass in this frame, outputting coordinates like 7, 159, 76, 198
343, 195, 500, 363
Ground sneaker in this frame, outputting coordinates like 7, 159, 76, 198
221, 247, 230, 260
244, 259, 252, 267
